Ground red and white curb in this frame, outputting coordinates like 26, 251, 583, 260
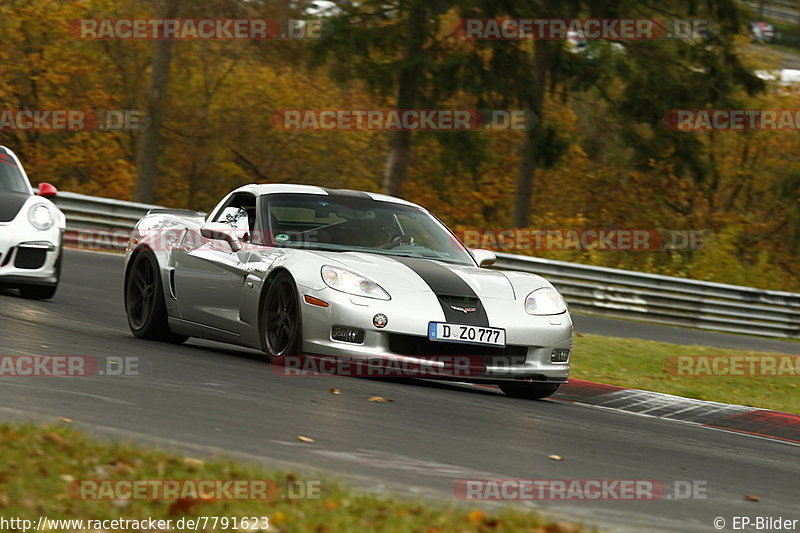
553, 379, 800, 444
477, 379, 799, 444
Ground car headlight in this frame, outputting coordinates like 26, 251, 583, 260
28, 203, 55, 231
321, 265, 390, 300
525, 287, 567, 315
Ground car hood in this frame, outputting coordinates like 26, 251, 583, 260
0, 191, 31, 223
309, 250, 517, 300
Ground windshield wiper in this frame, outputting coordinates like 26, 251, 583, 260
383, 251, 453, 262
278, 243, 345, 252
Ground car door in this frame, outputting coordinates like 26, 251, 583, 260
172, 193, 255, 333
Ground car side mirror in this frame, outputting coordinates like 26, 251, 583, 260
36, 183, 58, 197
470, 248, 497, 267
201, 222, 243, 252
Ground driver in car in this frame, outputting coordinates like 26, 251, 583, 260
362, 216, 413, 249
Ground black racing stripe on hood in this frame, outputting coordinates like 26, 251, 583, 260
389, 256, 490, 326
0, 191, 30, 222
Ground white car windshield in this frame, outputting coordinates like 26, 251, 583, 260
0, 155, 29, 194
263, 193, 475, 265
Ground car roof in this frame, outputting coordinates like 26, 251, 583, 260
0, 145, 20, 162
231, 183, 423, 209
0, 145, 33, 193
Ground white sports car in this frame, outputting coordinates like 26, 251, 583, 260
0, 146, 65, 299
123, 184, 573, 399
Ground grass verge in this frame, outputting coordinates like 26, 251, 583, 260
572, 333, 799, 414
0, 423, 587, 533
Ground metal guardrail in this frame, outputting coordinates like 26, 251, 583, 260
744, 1, 800, 23
54, 191, 159, 230
52, 192, 800, 340
53, 191, 159, 249
493, 254, 800, 340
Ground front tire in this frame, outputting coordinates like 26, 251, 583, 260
124, 250, 188, 344
19, 283, 57, 300
262, 271, 301, 362
19, 246, 62, 300
498, 382, 560, 399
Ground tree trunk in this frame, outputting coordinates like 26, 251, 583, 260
513, 38, 548, 228
381, 2, 426, 196
132, 0, 179, 203
383, 129, 412, 196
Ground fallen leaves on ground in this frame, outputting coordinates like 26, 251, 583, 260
368, 396, 395, 403
182, 457, 205, 470
42, 432, 69, 447
544, 521, 582, 533
271, 511, 289, 525
167, 499, 201, 515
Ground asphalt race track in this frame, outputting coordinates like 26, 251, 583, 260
1, 249, 797, 532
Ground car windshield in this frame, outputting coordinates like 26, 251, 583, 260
263, 193, 475, 265
0, 154, 29, 194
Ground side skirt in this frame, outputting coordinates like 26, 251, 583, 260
168, 317, 258, 349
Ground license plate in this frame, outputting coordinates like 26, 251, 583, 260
428, 322, 506, 347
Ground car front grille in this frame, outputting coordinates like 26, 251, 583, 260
437, 295, 481, 309
387, 333, 527, 367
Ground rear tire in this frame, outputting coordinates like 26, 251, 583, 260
261, 271, 301, 362
498, 382, 560, 399
125, 250, 188, 344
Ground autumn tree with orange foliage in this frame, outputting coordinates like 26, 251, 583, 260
0, 0, 797, 290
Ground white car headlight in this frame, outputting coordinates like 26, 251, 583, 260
525, 287, 567, 315
28, 203, 55, 231
321, 265, 390, 300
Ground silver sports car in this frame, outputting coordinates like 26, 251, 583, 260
123, 184, 572, 399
